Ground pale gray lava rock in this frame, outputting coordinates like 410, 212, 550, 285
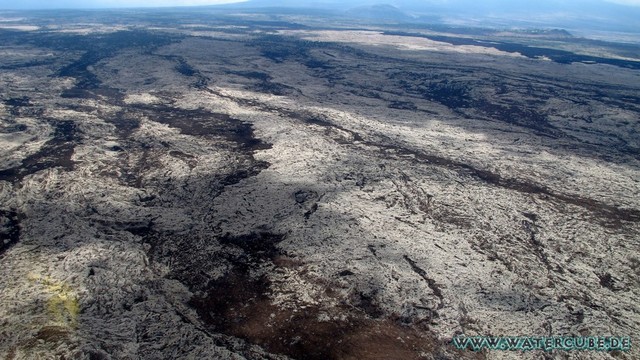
0, 14, 639, 360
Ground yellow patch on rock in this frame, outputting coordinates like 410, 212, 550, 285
27, 273, 79, 328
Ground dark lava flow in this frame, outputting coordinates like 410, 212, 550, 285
0, 121, 77, 183
188, 232, 462, 360
206, 89, 640, 227
0, 30, 181, 183
0, 210, 25, 256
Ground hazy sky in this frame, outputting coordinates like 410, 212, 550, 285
0, 0, 245, 9
608, 0, 640, 4
100, 0, 246, 6
1, 0, 640, 9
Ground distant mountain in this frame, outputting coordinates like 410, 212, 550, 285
3, 0, 638, 33
345, 4, 411, 21
231, 0, 640, 33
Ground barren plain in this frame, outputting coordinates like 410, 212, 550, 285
0, 8, 639, 360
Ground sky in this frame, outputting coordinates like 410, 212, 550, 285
608, 0, 640, 4
0, 0, 245, 9
1, 0, 640, 9
0, 0, 640, 9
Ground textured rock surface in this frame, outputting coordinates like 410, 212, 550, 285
0, 10, 638, 360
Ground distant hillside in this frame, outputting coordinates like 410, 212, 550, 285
345, 4, 411, 21
230, 0, 640, 33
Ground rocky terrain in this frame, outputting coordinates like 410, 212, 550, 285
0, 9, 639, 360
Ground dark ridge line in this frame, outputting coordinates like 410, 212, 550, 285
369, 137, 640, 227
521, 219, 552, 271
403, 255, 444, 310
383, 31, 640, 70
154, 53, 210, 88
205, 88, 640, 227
